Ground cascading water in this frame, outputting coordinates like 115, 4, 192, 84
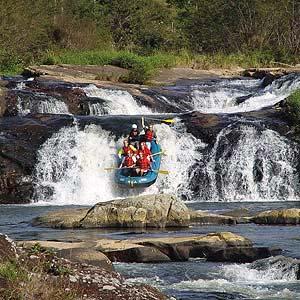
191, 73, 300, 113
33, 122, 202, 205
17, 93, 69, 116
83, 84, 152, 115
194, 124, 300, 202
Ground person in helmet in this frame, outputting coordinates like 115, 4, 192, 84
128, 124, 140, 148
118, 139, 137, 158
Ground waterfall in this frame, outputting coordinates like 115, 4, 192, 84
17, 93, 69, 116
194, 124, 300, 201
191, 73, 300, 113
83, 84, 152, 115
33, 123, 202, 205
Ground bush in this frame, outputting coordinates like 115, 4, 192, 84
286, 90, 300, 125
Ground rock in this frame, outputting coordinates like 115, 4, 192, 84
32, 208, 89, 228
251, 208, 300, 225
56, 248, 113, 271
97, 232, 252, 262
206, 247, 282, 263
106, 246, 171, 263
79, 194, 190, 228
250, 255, 300, 280
0, 234, 17, 262
189, 210, 249, 225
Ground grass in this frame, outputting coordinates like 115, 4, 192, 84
0, 261, 28, 282
286, 89, 300, 125
1, 48, 298, 83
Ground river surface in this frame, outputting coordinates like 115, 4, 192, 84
1, 73, 300, 299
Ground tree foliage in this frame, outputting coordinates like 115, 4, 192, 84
0, 0, 299, 72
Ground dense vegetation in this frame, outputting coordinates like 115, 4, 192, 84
0, 0, 299, 78
286, 89, 300, 125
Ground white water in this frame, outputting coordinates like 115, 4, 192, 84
33, 123, 201, 205
170, 258, 300, 299
17, 93, 69, 116
83, 84, 152, 115
198, 124, 300, 202
191, 74, 300, 113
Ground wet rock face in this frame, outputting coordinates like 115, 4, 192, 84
0, 234, 17, 262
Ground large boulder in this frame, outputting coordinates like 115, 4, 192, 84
251, 208, 300, 225
81, 194, 190, 228
33, 194, 190, 229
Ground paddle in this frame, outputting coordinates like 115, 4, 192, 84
104, 166, 169, 175
150, 151, 166, 157
142, 117, 175, 124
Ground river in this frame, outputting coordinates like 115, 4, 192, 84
1, 73, 300, 299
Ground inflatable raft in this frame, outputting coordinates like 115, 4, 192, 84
115, 141, 162, 188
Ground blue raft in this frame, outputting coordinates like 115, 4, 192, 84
115, 141, 162, 188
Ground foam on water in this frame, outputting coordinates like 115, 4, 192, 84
83, 84, 152, 115
191, 73, 300, 113
171, 278, 299, 299
33, 123, 201, 205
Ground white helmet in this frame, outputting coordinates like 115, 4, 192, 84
132, 124, 138, 129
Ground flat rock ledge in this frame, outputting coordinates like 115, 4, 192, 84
32, 194, 190, 229
251, 208, 300, 225
19, 232, 281, 264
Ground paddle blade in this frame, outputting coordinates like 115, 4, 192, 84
104, 167, 115, 171
152, 169, 169, 175
162, 119, 175, 124
158, 170, 169, 174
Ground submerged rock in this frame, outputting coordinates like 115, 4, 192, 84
251, 208, 300, 224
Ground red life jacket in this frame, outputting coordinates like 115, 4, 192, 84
137, 157, 150, 170
145, 129, 154, 142
137, 147, 151, 157
122, 146, 131, 155
124, 156, 135, 167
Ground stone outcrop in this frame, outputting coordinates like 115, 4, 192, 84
33, 194, 190, 229
251, 208, 300, 225
19, 232, 277, 264
189, 210, 250, 225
